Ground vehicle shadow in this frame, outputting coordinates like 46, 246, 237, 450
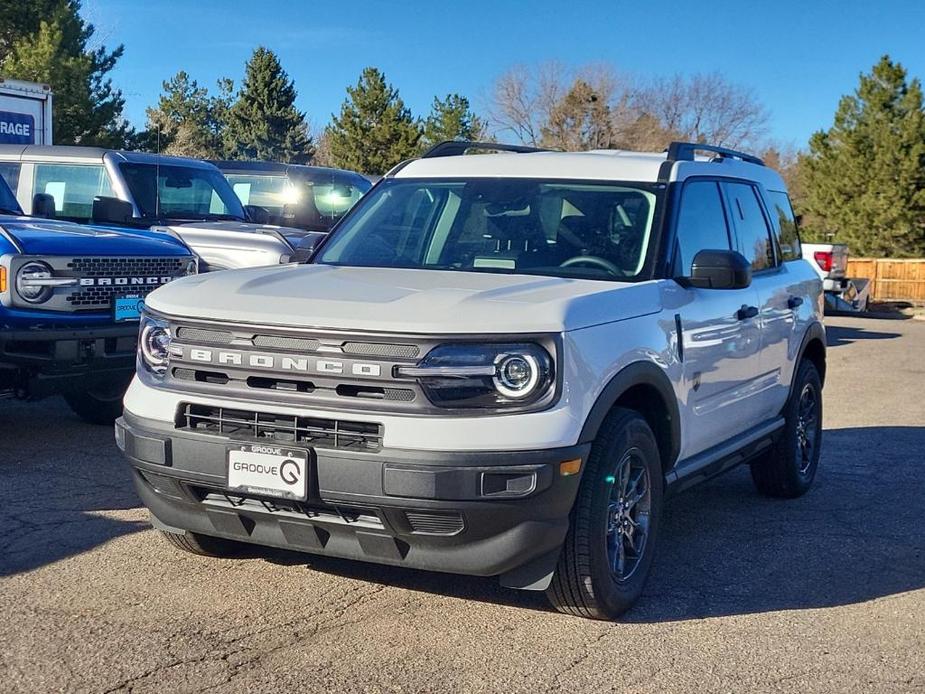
260, 425, 925, 621
0, 399, 146, 577
826, 324, 902, 347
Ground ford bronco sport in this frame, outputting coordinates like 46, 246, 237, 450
116, 141, 825, 619
0, 170, 196, 423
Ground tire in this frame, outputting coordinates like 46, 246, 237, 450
159, 529, 247, 558
750, 359, 823, 498
63, 382, 128, 425
547, 408, 663, 620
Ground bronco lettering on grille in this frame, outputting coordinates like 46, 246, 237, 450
183, 347, 383, 378
78, 276, 174, 287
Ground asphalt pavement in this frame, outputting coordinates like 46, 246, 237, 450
1, 315, 923, 693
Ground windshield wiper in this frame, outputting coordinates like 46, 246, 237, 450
0, 207, 23, 215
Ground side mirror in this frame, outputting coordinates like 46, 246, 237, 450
32, 192, 56, 218
244, 204, 270, 224
686, 249, 752, 290
91, 196, 133, 225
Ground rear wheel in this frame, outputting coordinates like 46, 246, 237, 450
750, 359, 823, 498
159, 529, 247, 558
547, 408, 662, 620
63, 381, 129, 425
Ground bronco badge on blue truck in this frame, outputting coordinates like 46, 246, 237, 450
0, 173, 196, 422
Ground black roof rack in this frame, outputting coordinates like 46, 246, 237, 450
666, 141, 765, 166
421, 140, 550, 159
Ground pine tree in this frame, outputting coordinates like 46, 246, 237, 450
144, 71, 229, 158
1, 1, 129, 146
326, 67, 422, 175
223, 47, 313, 162
798, 55, 925, 257
421, 94, 486, 150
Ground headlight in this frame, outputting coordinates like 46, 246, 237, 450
16, 261, 55, 304
184, 258, 199, 276
139, 313, 171, 375
397, 343, 554, 409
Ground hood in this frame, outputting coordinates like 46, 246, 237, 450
0, 215, 191, 256
145, 264, 661, 334
172, 220, 309, 241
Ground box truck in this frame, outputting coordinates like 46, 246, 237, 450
0, 78, 53, 145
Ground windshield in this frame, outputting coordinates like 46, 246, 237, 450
119, 163, 246, 221
315, 178, 660, 281
225, 170, 370, 231
0, 175, 22, 215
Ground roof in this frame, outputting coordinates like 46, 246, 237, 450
0, 145, 217, 169
396, 150, 668, 182
393, 147, 787, 191
212, 160, 370, 181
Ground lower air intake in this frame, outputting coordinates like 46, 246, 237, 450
405, 511, 465, 536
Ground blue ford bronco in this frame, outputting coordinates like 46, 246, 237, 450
0, 173, 196, 422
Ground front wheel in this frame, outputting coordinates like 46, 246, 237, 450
547, 408, 663, 620
63, 381, 129, 425
750, 359, 823, 498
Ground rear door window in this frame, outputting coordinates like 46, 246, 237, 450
33, 163, 114, 222
765, 190, 802, 262
723, 182, 776, 271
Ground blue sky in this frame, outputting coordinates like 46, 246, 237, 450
85, 0, 925, 148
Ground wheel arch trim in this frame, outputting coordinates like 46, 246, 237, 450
578, 360, 681, 470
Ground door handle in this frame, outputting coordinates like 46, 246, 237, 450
788, 296, 804, 309
736, 305, 759, 321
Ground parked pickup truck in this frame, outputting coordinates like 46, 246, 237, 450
0, 146, 322, 271
116, 140, 825, 620
803, 242, 869, 312
0, 169, 195, 422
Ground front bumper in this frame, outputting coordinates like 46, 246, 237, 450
0, 323, 138, 398
116, 410, 589, 587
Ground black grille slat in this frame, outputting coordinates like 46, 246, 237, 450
178, 403, 382, 451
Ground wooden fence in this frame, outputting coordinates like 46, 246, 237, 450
846, 258, 925, 303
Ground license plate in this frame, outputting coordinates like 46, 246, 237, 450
227, 444, 308, 501
114, 295, 144, 322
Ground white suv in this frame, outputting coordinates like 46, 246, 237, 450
115, 141, 825, 620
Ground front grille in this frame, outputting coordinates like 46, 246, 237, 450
405, 511, 465, 536
64, 256, 189, 308
192, 486, 384, 529
178, 403, 382, 451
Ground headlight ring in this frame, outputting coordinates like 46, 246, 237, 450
15, 261, 55, 304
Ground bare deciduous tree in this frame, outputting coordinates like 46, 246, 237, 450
632, 72, 770, 148
487, 64, 770, 153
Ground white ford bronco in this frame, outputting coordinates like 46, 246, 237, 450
116, 141, 825, 620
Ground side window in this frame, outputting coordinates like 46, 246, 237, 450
724, 182, 776, 271
674, 180, 731, 275
0, 162, 21, 194
766, 190, 802, 262
225, 174, 288, 215
33, 164, 114, 222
